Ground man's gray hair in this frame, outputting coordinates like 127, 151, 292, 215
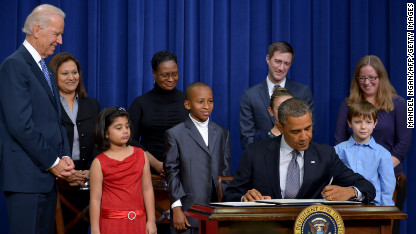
278, 98, 312, 125
22, 4, 65, 35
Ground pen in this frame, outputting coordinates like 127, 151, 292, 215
328, 176, 333, 186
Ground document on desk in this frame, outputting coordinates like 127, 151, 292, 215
256, 199, 362, 205
210, 202, 276, 207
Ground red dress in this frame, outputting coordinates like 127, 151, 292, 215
97, 147, 146, 234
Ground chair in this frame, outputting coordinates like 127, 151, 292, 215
393, 174, 406, 205
217, 176, 234, 202
152, 174, 170, 224
55, 180, 90, 234
392, 174, 406, 234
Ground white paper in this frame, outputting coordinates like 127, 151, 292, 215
210, 202, 276, 206
256, 199, 361, 205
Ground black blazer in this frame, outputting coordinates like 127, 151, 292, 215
0, 45, 70, 193
223, 136, 376, 203
239, 79, 314, 149
61, 97, 100, 170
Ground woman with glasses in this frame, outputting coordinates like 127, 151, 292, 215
335, 55, 411, 174
334, 55, 411, 232
128, 51, 188, 175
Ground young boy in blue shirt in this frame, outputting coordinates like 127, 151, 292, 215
334, 100, 395, 206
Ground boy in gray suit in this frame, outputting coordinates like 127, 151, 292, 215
164, 81, 231, 234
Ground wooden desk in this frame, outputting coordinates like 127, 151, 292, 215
185, 204, 407, 234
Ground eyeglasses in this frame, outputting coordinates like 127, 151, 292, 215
357, 75, 378, 82
156, 72, 179, 79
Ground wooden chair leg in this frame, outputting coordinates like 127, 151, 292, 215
56, 193, 65, 234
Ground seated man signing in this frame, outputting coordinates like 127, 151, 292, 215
223, 98, 376, 203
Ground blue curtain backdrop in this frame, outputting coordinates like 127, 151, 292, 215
0, 0, 414, 233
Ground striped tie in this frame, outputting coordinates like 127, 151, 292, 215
40, 59, 53, 94
285, 150, 300, 199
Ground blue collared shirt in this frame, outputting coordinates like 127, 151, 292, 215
335, 136, 395, 206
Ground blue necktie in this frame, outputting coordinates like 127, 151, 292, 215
40, 59, 53, 94
273, 85, 281, 93
285, 150, 300, 199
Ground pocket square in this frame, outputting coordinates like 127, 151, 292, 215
311, 161, 315, 164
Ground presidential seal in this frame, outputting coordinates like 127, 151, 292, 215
294, 204, 344, 234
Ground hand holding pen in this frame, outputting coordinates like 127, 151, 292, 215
321, 176, 357, 201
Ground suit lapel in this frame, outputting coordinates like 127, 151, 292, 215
258, 80, 275, 125
185, 118, 210, 155
207, 122, 217, 156
296, 146, 318, 198
285, 78, 293, 90
61, 102, 72, 125
264, 137, 282, 198
21, 46, 57, 107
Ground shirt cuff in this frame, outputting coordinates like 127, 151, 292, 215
48, 157, 60, 171
171, 199, 182, 209
352, 186, 364, 201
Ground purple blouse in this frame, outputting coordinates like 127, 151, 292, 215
334, 96, 412, 174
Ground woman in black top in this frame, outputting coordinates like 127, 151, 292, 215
129, 51, 188, 174
49, 52, 100, 234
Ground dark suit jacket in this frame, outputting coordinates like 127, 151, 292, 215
0, 45, 70, 193
164, 117, 231, 228
223, 136, 376, 203
239, 79, 314, 149
61, 97, 100, 170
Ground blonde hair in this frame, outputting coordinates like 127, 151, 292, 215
346, 55, 397, 112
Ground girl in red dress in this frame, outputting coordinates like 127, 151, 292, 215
90, 107, 157, 234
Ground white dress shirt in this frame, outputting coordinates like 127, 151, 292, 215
266, 76, 287, 97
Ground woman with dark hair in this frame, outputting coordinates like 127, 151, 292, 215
334, 55, 411, 234
49, 52, 100, 234
128, 51, 188, 175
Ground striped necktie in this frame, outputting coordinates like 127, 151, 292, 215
285, 150, 300, 199
39, 59, 54, 94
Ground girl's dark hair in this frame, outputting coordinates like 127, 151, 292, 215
94, 107, 131, 151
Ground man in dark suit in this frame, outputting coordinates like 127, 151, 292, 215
224, 98, 375, 203
0, 4, 75, 234
240, 41, 314, 149
164, 82, 231, 234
